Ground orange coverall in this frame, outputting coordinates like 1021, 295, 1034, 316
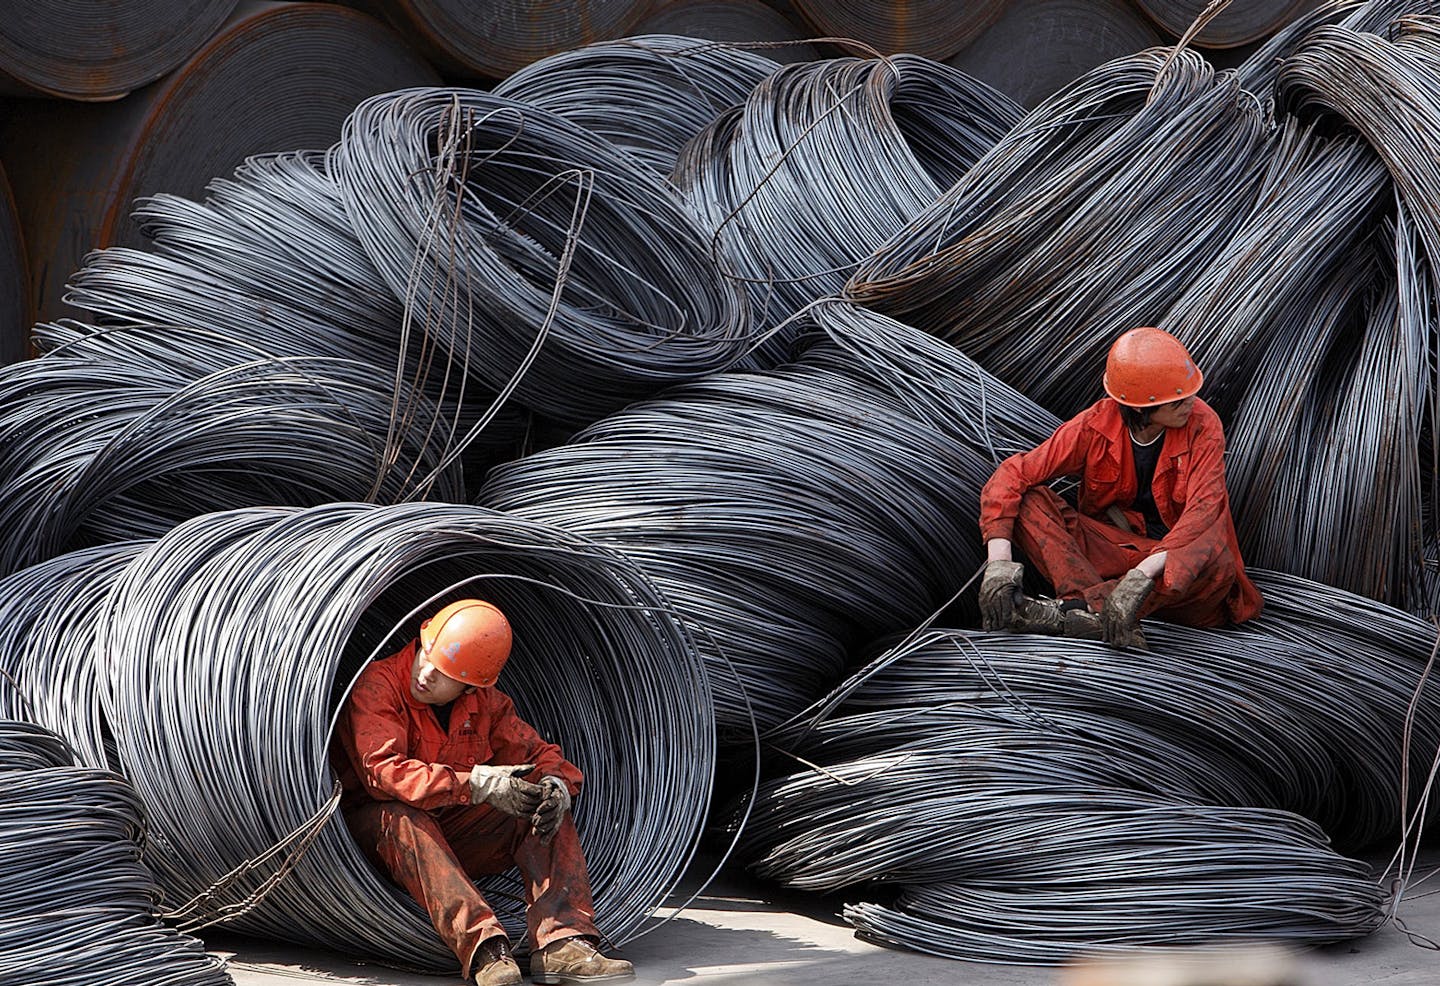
979, 397, 1262, 625
334, 642, 597, 978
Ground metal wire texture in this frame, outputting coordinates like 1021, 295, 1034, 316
0, 503, 714, 971
481, 300, 1056, 737
329, 86, 756, 425
0, 719, 232, 986
737, 567, 1440, 962
494, 34, 781, 178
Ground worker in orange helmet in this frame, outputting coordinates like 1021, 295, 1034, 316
334, 599, 634, 985
977, 327, 1262, 648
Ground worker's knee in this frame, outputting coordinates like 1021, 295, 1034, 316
1016, 486, 1066, 521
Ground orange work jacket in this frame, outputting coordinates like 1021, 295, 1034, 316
335, 641, 583, 812
979, 397, 1262, 623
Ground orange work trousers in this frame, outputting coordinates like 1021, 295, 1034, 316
1012, 487, 1236, 626
345, 799, 599, 978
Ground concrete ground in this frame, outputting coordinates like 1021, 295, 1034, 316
208, 849, 1440, 986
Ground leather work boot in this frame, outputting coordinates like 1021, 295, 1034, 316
529, 936, 635, 984
472, 936, 522, 986
1011, 596, 1106, 641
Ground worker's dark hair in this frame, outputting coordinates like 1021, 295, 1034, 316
1119, 404, 1152, 432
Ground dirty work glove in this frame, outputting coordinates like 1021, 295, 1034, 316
979, 560, 1025, 630
532, 776, 572, 846
1101, 568, 1155, 649
470, 763, 543, 816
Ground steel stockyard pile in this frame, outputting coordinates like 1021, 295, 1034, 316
0, 0, 1438, 982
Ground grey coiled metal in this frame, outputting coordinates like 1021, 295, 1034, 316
494, 34, 781, 178
330, 87, 756, 425
738, 566, 1440, 962
0, 503, 714, 971
481, 300, 1055, 737
0, 719, 231, 986
675, 54, 1021, 334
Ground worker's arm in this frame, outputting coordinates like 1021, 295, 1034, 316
340, 674, 472, 810
979, 411, 1093, 547
485, 690, 584, 798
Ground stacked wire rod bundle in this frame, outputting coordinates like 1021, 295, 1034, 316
494, 35, 781, 178
47, 502, 709, 969
737, 574, 1440, 961
673, 54, 1020, 334
0, 329, 465, 577
0, 720, 232, 986
844, 47, 1269, 419
329, 87, 755, 425
481, 301, 1057, 736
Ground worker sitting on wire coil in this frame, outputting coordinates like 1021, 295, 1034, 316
333, 598, 634, 986
977, 326, 1263, 648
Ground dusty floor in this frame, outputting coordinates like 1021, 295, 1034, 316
209, 848, 1440, 986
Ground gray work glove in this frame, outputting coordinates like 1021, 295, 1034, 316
469, 763, 543, 816
532, 775, 572, 846
1101, 568, 1155, 649
979, 560, 1025, 630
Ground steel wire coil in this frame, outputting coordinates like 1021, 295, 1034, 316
845, 48, 1269, 419
945, 0, 1166, 109
789, 0, 1008, 60
0, 0, 238, 100
0, 720, 231, 986
494, 35, 781, 178
736, 568, 1440, 961
365, 0, 657, 80
0, 2, 440, 327
1134, 0, 1317, 48
0, 344, 464, 575
674, 54, 1020, 335
330, 86, 756, 425
23, 501, 713, 970
480, 300, 1055, 737
634, 4, 820, 63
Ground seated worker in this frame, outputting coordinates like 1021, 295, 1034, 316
335, 599, 634, 985
977, 326, 1262, 648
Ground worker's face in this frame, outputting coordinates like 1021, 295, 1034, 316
410, 643, 468, 705
1149, 395, 1197, 429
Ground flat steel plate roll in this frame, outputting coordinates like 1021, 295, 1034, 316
0, 163, 25, 365
373, 0, 657, 78
0, 0, 239, 100
948, 0, 1165, 108
1134, 0, 1318, 47
790, 0, 1007, 59
0, 1, 439, 326
636, 0, 821, 62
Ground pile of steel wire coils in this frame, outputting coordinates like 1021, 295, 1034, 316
0, 502, 714, 970
0, 719, 232, 985
1, 0, 1440, 973
737, 569, 1440, 961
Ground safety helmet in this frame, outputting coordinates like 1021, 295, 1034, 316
419, 599, 512, 687
1102, 326, 1203, 407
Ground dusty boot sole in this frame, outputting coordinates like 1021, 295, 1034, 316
531, 972, 635, 985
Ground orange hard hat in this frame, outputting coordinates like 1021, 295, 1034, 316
1102, 326, 1203, 407
419, 599, 512, 687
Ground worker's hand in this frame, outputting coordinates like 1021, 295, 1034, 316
979, 560, 1025, 630
1101, 568, 1155, 649
532, 775, 572, 846
469, 763, 543, 816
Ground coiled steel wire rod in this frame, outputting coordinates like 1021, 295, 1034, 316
481, 301, 1056, 737
46, 502, 710, 970
329, 87, 755, 425
0, 720, 231, 986
494, 35, 780, 178
845, 48, 1269, 419
674, 54, 1020, 336
738, 567, 1440, 961
0, 343, 464, 576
